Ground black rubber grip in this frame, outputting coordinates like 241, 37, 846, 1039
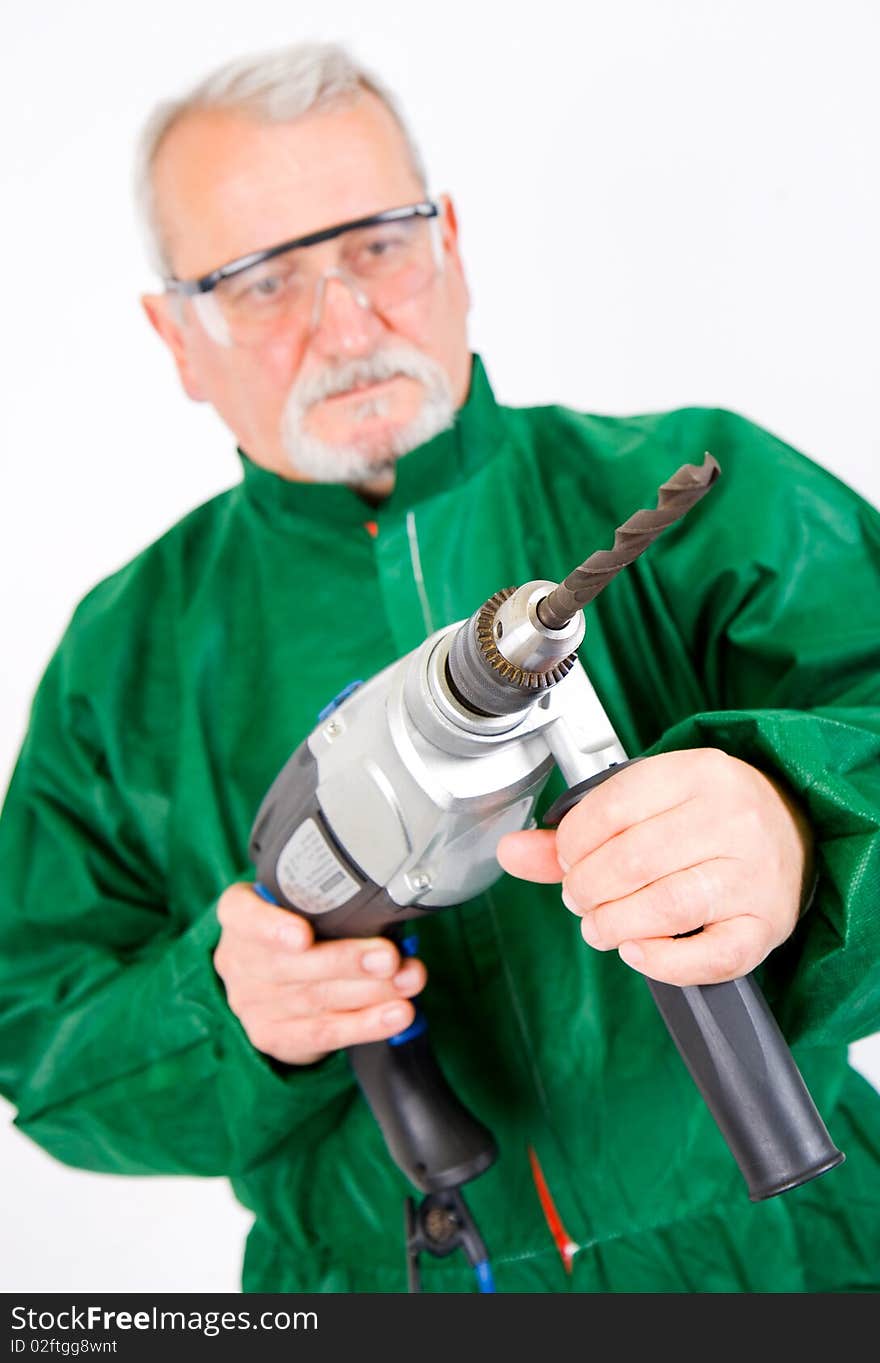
647, 975, 843, 1199
348, 1024, 498, 1193
544, 765, 844, 1200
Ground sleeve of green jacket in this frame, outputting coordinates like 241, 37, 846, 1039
625, 408, 880, 1048
0, 623, 351, 1177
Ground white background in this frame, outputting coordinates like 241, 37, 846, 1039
1, 0, 878, 1292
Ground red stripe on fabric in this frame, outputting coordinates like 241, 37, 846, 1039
527, 1144, 577, 1274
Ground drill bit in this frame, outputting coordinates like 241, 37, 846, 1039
536, 452, 721, 629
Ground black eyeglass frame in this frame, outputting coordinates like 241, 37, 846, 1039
166, 201, 440, 297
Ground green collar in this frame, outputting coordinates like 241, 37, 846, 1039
238, 353, 506, 526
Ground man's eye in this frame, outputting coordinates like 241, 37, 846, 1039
246, 272, 289, 300
224, 265, 302, 309
255, 275, 281, 294
348, 229, 411, 272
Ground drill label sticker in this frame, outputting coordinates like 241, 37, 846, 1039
276, 817, 361, 914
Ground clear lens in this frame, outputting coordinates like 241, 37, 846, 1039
206, 212, 440, 348
191, 291, 232, 347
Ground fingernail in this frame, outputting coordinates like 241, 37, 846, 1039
561, 886, 580, 914
580, 913, 600, 946
280, 925, 306, 950
393, 964, 420, 991
618, 942, 644, 968
381, 1004, 410, 1027
362, 949, 395, 976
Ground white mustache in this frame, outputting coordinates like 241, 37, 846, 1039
278, 340, 455, 487
293, 346, 444, 408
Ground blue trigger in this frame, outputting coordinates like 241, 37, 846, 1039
388, 1007, 428, 1046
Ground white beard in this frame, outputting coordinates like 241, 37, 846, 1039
279, 342, 455, 489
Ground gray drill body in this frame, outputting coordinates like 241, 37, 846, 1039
250, 583, 626, 932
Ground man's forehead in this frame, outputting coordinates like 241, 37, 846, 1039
152, 94, 424, 279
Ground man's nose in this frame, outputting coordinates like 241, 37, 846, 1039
308, 270, 386, 359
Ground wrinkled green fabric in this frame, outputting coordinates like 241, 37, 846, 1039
1, 355, 879, 1293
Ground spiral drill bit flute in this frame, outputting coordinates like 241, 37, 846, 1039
538, 454, 721, 628
250, 452, 843, 1290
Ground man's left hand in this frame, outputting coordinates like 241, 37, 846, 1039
495, 748, 813, 986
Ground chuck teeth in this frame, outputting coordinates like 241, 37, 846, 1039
476, 587, 577, 690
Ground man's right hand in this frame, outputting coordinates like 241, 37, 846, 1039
213, 883, 427, 1065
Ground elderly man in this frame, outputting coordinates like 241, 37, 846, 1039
0, 43, 878, 1294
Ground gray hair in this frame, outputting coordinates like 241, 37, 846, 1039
135, 42, 428, 277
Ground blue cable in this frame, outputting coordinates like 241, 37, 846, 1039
474, 1259, 496, 1293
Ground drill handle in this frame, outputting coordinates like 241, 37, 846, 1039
254, 881, 497, 1194
543, 767, 844, 1200
348, 1019, 498, 1194
646, 974, 843, 1199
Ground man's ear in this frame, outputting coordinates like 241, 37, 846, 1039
437, 192, 462, 255
141, 293, 208, 402
437, 193, 471, 312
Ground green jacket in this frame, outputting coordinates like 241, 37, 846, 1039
1, 356, 879, 1292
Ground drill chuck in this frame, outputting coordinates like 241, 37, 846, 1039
446, 580, 586, 717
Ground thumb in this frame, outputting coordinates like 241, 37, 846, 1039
496, 829, 565, 883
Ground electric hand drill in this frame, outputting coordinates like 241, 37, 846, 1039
249, 453, 843, 1286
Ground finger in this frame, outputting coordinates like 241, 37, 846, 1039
614, 916, 776, 987
300, 936, 410, 982
562, 796, 724, 913
575, 860, 737, 948
259, 999, 418, 1065
261, 963, 427, 1020
222, 933, 411, 987
496, 829, 565, 883
217, 886, 315, 952
555, 749, 729, 869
